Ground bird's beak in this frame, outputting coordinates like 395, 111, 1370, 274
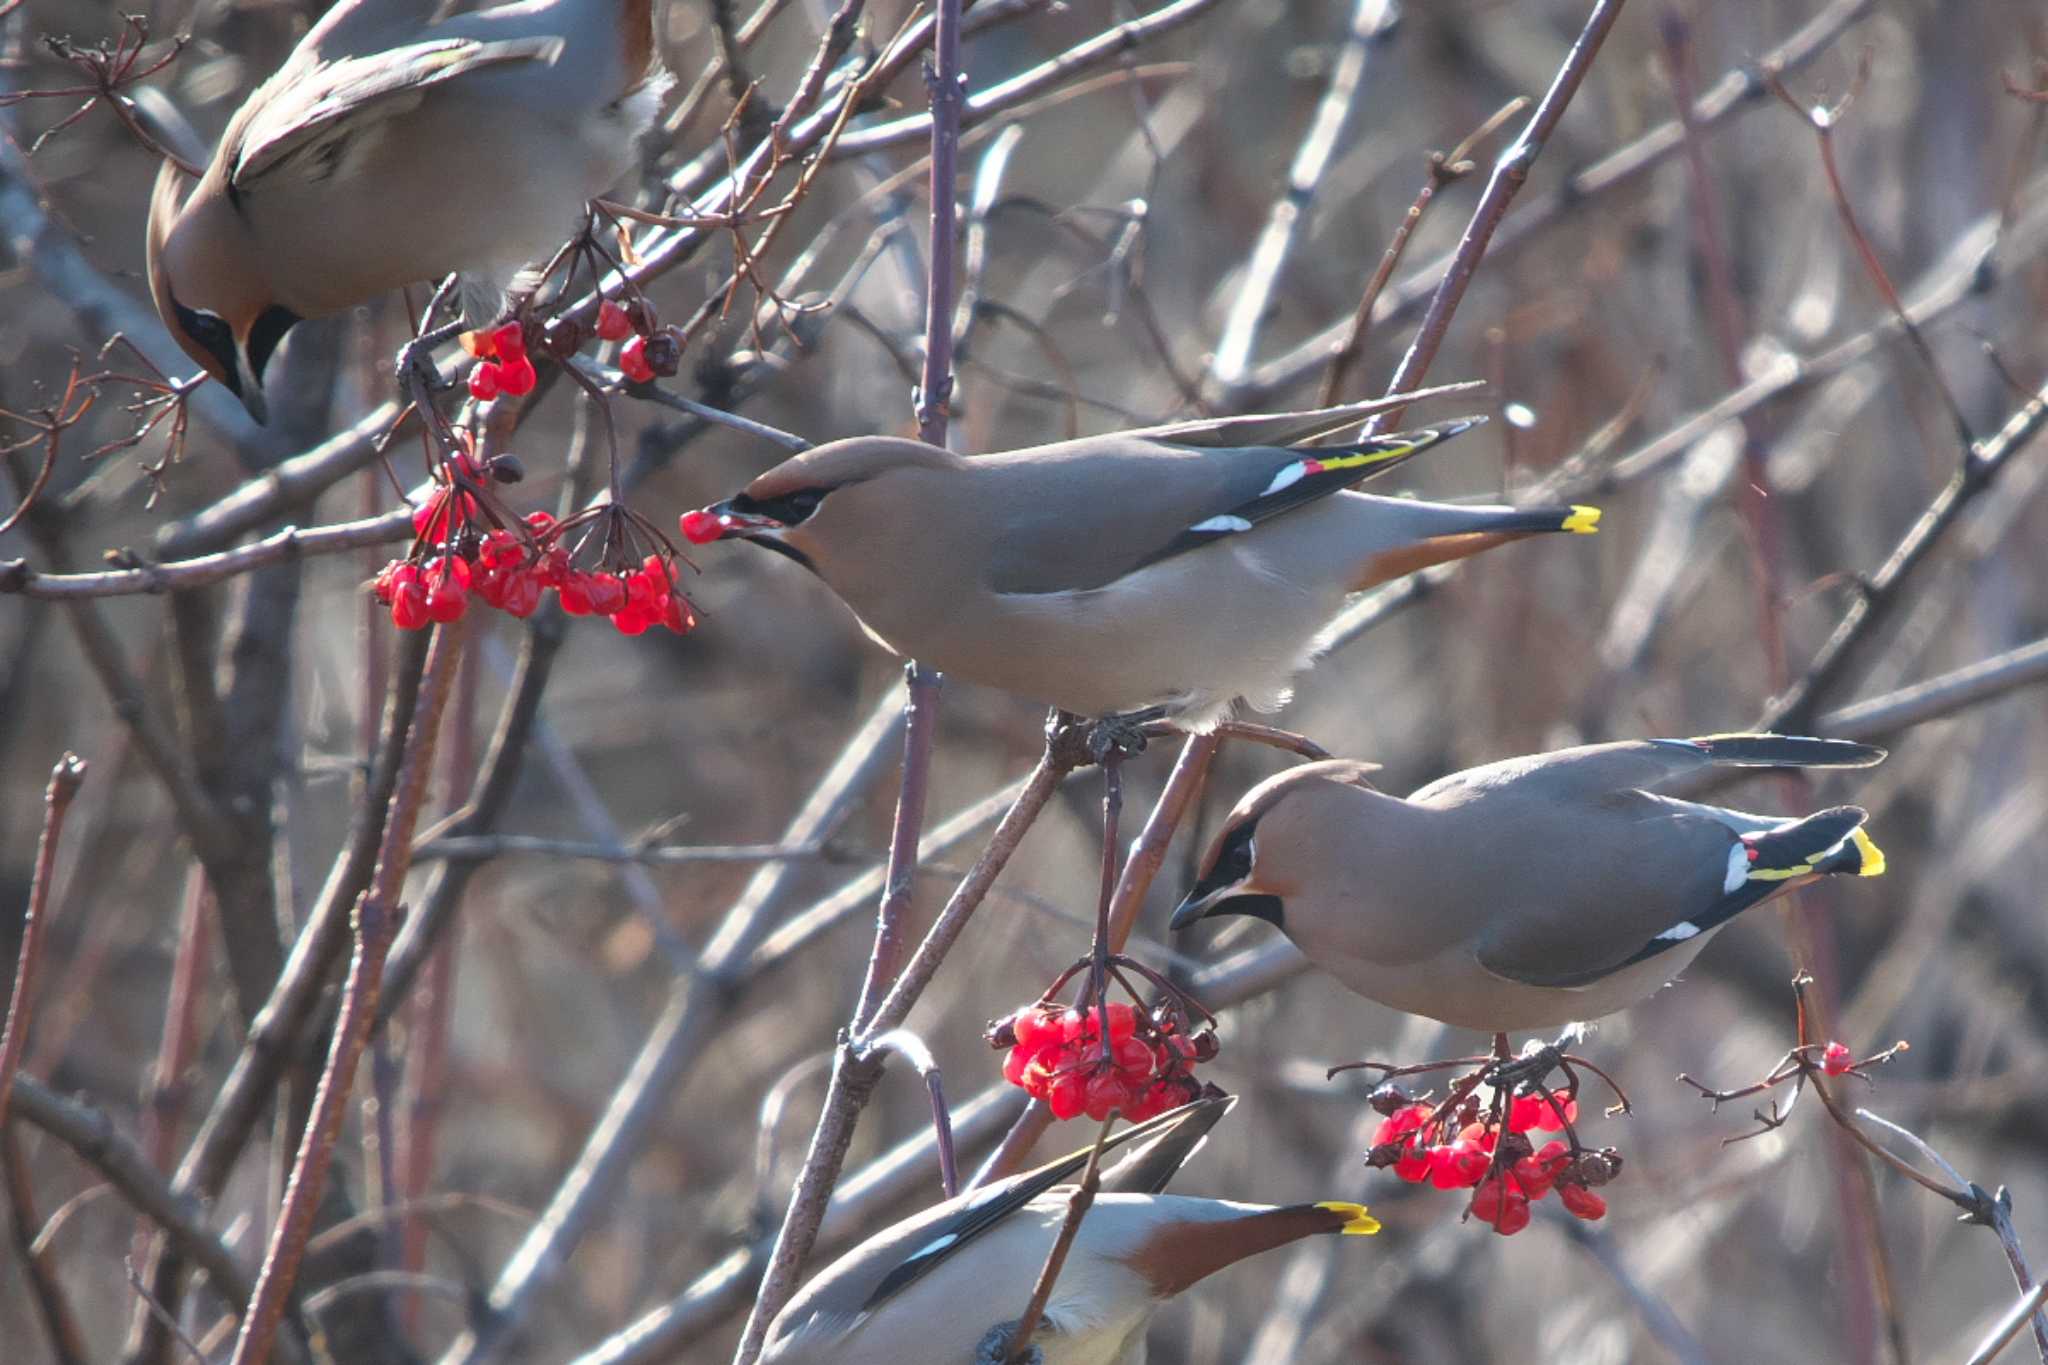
1169, 873, 1282, 931
679, 500, 783, 544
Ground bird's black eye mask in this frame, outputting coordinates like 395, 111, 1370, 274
728, 486, 827, 528
174, 300, 242, 397
1181, 819, 1285, 928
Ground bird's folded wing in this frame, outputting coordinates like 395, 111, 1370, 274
1122, 383, 1482, 449
1471, 805, 1737, 989
986, 426, 1461, 594
1411, 736, 1884, 807
231, 36, 564, 186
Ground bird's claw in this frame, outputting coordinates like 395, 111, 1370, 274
973, 1322, 1043, 1365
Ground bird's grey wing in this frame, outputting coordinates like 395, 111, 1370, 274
1472, 796, 1873, 989
229, 37, 564, 188
1097, 1094, 1232, 1194
1411, 736, 1884, 807
1469, 796, 1740, 989
984, 423, 1466, 594
1120, 385, 1482, 448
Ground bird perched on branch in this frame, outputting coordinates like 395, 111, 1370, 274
682, 400, 1599, 731
1171, 735, 1888, 1032
146, 0, 669, 422
760, 1095, 1377, 1364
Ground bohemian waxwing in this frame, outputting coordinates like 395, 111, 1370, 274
1171, 735, 1888, 1032
760, 1095, 1377, 1364
146, 0, 669, 422
682, 404, 1599, 730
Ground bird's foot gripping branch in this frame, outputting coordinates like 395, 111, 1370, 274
1337, 1032, 1631, 1236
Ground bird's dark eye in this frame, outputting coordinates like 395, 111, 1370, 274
172, 300, 242, 395
729, 486, 827, 527
246, 305, 302, 386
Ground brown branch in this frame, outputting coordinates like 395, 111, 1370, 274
0, 752, 85, 1131
227, 617, 468, 1365
1367, 0, 1629, 436
1318, 97, 1527, 407
1005, 1118, 1115, 1362
9, 1074, 277, 1351
3, 509, 410, 598
1764, 377, 2048, 731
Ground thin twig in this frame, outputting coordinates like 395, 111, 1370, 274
1006, 1117, 1116, 1362
227, 618, 468, 1365
1367, 0, 1630, 436
0, 752, 85, 1131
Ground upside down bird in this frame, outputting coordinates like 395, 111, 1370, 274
683, 405, 1599, 731
760, 1096, 1378, 1364
1171, 735, 1888, 1032
146, 0, 669, 422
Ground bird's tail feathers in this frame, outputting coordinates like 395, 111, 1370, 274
1683, 734, 1888, 769
1742, 806, 1884, 882
1312, 1201, 1383, 1236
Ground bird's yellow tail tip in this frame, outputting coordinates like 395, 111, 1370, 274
1852, 826, 1886, 878
1563, 505, 1602, 534
1316, 1201, 1381, 1236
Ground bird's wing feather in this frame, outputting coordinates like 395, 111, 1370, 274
1120, 386, 1482, 448
983, 424, 1467, 594
1411, 736, 1883, 807
230, 37, 564, 187
1474, 800, 1874, 988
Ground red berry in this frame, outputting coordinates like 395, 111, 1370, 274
584, 573, 627, 616
557, 573, 595, 615
423, 556, 470, 623
497, 353, 537, 397
1821, 1042, 1853, 1077
491, 321, 527, 361
1530, 1095, 1577, 1132
1392, 1137, 1431, 1183
611, 606, 655, 636
461, 328, 497, 360
1046, 1070, 1087, 1121
1429, 1139, 1489, 1190
1082, 1070, 1134, 1122
1508, 1094, 1547, 1134
1003, 1044, 1036, 1088
390, 578, 429, 630
1011, 1008, 1056, 1051
1472, 1179, 1533, 1235
468, 363, 502, 402
620, 334, 656, 383
1113, 1036, 1153, 1077
371, 560, 409, 605
596, 299, 632, 341
1458, 1122, 1499, 1153
678, 509, 724, 544
1560, 1185, 1607, 1221
500, 571, 542, 618
661, 593, 696, 634
524, 510, 557, 536
1511, 1154, 1559, 1200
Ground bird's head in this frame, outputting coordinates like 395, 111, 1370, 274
679, 436, 962, 572
147, 159, 301, 425
1169, 759, 1384, 932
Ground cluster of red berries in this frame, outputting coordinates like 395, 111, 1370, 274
464, 321, 539, 402
593, 298, 681, 384
461, 299, 684, 402
374, 440, 696, 635
1366, 1084, 1618, 1236
988, 1000, 1216, 1124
